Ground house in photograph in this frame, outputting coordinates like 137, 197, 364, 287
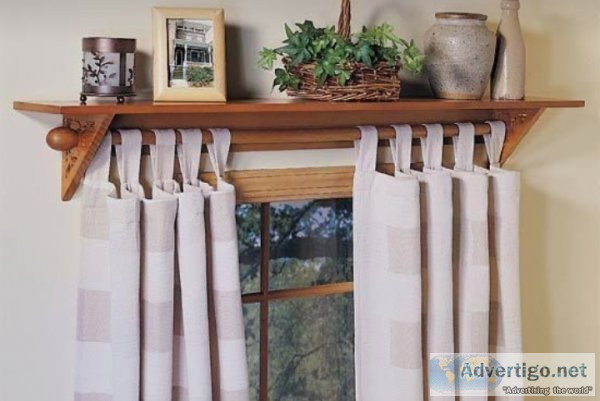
168, 19, 214, 87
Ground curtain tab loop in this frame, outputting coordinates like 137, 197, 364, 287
208, 128, 232, 180
484, 121, 507, 168
421, 124, 444, 170
355, 126, 379, 172
150, 129, 177, 184
177, 129, 203, 185
453, 123, 475, 172
115, 129, 142, 194
390, 124, 413, 175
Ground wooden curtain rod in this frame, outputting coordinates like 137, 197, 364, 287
110, 123, 494, 146
47, 123, 496, 152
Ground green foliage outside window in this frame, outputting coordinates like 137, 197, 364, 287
237, 199, 355, 401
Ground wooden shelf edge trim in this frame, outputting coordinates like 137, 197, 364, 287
13, 98, 585, 115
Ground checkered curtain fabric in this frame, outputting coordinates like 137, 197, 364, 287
417, 124, 455, 401
451, 123, 490, 401
75, 122, 520, 401
173, 129, 214, 401
75, 134, 121, 401
480, 122, 523, 401
74, 128, 249, 401
353, 126, 424, 401
353, 122, 521, 401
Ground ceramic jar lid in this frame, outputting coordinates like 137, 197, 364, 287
434, 12, 488, 21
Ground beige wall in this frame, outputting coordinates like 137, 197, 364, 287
1, 0, 598, 400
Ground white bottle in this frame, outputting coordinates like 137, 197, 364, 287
492, 0, 526, 100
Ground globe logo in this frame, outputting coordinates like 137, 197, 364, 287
429, 354, 504, 395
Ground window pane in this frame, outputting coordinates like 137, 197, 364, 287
236, 203, 261, 294
268, 293, 355, 401
269, 199, 353, 290
243, 303, 260, 401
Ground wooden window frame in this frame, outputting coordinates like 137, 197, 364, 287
240, 201, 354, 401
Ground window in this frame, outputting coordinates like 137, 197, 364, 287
237, 199, 355, 401
188, 48, 209, 63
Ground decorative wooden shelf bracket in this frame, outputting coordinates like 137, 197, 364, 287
14, 98, 584, 201
492, 108, 547, 164
49, 114, 115, 200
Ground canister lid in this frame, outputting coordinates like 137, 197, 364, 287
82, 37, 136, 53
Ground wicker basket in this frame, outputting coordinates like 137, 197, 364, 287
286, 0, 402, 102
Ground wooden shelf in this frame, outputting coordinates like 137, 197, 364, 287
13, 97, 585, 201
14, 97, 584, 116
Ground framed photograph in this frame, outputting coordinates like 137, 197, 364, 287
153, 7, 226, 102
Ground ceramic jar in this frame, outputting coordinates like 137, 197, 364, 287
424, 13, 496, 100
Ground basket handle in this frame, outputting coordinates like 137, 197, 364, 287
337, 0, 351, 39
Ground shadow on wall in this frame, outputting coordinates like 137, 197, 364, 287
520, 179, 552, 352
135, 51, 153, 97
366, 1, 433, 97
226, 24, 264, 99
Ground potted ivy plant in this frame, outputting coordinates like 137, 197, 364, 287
258, 0, 424, 101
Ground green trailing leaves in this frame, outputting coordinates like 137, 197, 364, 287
273, 68, 300, 91
257, 48, 278, 70
258, 20, 425, 91
401, 40, 425, 74
353, 42, 375, 66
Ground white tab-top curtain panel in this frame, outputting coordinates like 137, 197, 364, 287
75, 128, 249, 401
76, 122, 520, 401
479, 122, 523, 401
353, 126, 423, 401
353, 122, 522, 401
416, 124, 455, 401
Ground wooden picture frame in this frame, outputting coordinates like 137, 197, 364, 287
152, 7, 226, 102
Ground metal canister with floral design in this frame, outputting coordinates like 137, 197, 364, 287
81, 37, 136, 104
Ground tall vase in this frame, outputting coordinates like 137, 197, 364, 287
492, 0, 526, 100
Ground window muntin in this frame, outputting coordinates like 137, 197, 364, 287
237, 199, 354, 401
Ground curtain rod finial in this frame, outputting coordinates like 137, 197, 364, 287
47, 126, 79, 151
